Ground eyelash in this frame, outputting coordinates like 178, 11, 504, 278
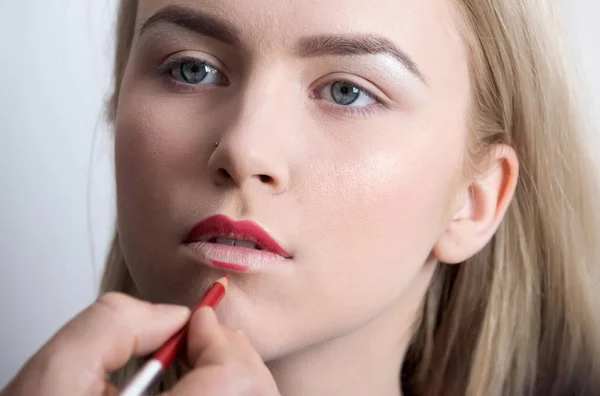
156, 56, 228, 91
156, 57, 388, 118
313, 79, 387, 118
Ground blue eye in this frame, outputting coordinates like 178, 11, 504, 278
175, 60, 221, 84
158, 57, 228, 86
320, 81, 377, 107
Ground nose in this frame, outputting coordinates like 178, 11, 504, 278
207, 101, 291, 195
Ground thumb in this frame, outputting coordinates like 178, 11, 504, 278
49, 293, 191, 372
4, 293, 190, 396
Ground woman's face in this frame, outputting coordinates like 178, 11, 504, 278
115, 0, 471, 360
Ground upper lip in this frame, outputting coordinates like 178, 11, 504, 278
185, 214, 291, 258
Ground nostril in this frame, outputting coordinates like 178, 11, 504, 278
259, 174, 273, 184
217, 168, 232, 180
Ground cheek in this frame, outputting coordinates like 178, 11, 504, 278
114, 83, 219, 230
288, 120, 466, 332
115, 95, 207, 185
301, 129, 463, 268
114, 96, 175, 242
113, 85, 215, 282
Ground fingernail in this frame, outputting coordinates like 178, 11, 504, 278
197, 307, 218, 327
155, 304, 191, 320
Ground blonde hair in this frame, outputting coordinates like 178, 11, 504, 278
102, 0, 600, 394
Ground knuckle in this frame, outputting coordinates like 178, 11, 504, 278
181, 364, 272, 396
96, 291, 130, 311
225, 364, 266, 395
93, 292, 136, 332
222, 360, 244, 379
224, 328, 251, 350
232, 329, 247, 343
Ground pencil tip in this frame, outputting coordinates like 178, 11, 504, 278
216, 274, 229, 289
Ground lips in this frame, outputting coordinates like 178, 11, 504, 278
185, 214, 291, 258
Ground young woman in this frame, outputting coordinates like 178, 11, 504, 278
3, 0, 600, 395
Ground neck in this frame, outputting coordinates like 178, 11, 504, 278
267, 262, 435, 396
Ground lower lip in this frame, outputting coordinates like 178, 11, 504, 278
185, 241, 288, 273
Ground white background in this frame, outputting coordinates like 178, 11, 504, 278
0, 0, 598, 388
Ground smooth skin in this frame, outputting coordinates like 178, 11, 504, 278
115, 0, 517, 394
2, 0, 518, 394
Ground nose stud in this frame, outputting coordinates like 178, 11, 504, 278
215, 141, 220, 148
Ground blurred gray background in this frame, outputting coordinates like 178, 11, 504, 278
0, 0, 598, 388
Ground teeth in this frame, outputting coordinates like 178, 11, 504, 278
215, 237, 236, 246
235, 240, 258, 249
214, 237, 258, 249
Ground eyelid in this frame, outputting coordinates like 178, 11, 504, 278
313, 79, 389, 111
155, 51, 230, 89
157, 49, 230, 73
312, 73, 390, 104
157, 55, 221, 76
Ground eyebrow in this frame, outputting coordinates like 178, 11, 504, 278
139, 5, 241, 46
297, 35, 425, 83
139, 5, 426, 83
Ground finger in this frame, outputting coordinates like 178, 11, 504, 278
175, 310, 279, 396
218, 327, 265, 367
186, 307, 232, 367
102, 383, 120, 396
44, 293, 190, 374
164, 366, 237, 396
168, 343, 276, 396
4, 293, 190, 396
187, 308, 265, 369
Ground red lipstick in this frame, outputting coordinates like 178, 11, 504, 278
184, 214, 290, 272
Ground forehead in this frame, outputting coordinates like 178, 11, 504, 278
138, 0, 460, 33
138, 0, 462, 57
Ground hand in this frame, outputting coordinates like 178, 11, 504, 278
1, 293, 280, 396
0, 292, 191, 396
167, 307, 280, 396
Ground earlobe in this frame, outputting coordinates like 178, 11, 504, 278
433, 145, 519, 264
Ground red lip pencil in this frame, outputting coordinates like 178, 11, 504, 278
119, 275, 230, 396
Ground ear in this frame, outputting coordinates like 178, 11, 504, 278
433, 144, 519, 264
